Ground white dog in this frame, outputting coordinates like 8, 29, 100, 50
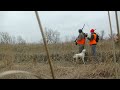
73, 49, 86, 64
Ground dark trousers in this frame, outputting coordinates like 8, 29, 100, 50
79, 44, 84, 53
91, 45, 96, 56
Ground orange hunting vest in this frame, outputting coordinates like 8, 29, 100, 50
89, 34, 97, 45
77, 38, 86, 45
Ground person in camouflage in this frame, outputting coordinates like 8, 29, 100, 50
76, 29, 87, 53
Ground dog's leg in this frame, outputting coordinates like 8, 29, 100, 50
82, 57, 85, 65
76, 57, 79, 64
73, 58, 76, 64
73, 57, 76, 64
76, 57, 78, 64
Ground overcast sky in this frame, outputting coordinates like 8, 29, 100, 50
0, 11, 119, 43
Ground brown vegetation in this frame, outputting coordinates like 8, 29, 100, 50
0, 39, 120, 79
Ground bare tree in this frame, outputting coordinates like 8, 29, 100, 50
17, 36, 26, 44
0, 32, 26, 45
100, 30, 105, 40
0, 32, 12, 44
64, 35, 70, 43
45, 28, 61, 44
70, 36, 76, 42
11, 36, 16, 44
108, 33, 116, 40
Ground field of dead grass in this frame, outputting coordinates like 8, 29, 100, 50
0, 40, 120, 79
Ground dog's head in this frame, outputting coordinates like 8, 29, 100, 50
82, 49, 86, 53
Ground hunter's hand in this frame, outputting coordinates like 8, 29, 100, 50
75, 42, 77, 45
87, 37, 90, 40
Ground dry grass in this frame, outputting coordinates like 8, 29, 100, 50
0, 40, 120, 79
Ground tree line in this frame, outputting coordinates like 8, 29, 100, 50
0, 28, 114, 45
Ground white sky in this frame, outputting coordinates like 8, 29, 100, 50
0, 11, 119, 43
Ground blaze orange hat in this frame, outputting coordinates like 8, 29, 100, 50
90, 29, 95, 33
